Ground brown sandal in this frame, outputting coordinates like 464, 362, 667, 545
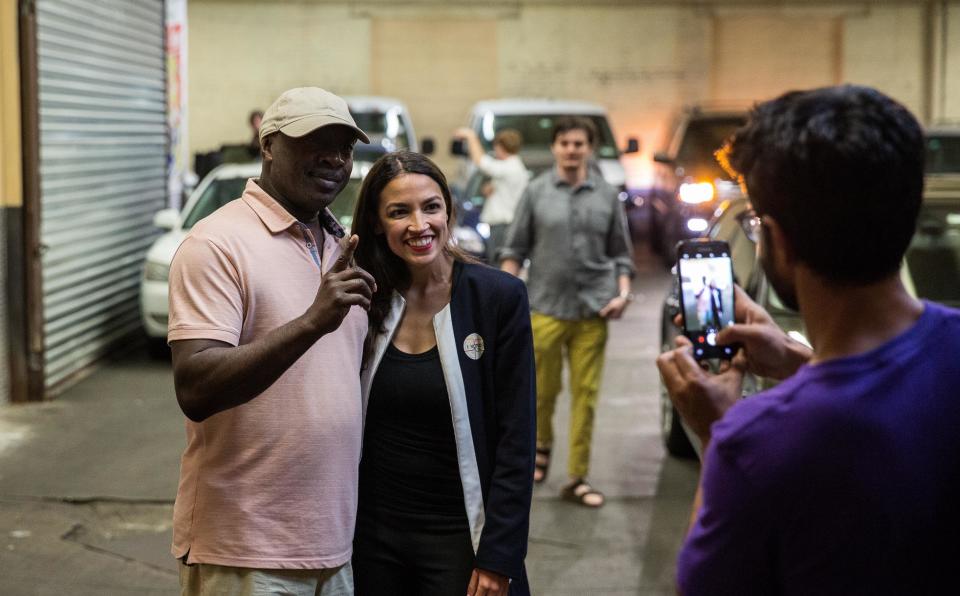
534, 448, 551, 484
561, 479, 605, 508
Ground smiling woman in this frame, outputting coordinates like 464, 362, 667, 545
377, 173, 450, 263
351, 152, 469, 357
349, 151, 536, 595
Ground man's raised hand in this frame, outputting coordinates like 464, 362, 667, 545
716, 285, 811, 380
656, 338, 744, 445
303, 235, 377, 337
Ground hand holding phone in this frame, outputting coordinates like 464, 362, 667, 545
677, 239, 738, 360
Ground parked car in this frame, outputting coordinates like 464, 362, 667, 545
141, 160, 483, 352
451, 99, 641, 256
659, 183, 960, 457
451, 98, 638, 193
345, 96, 434, 158
650, 107, 749, 262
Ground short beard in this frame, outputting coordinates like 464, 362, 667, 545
760, 225, 800, 311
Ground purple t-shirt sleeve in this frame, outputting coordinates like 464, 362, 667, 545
677, 429, 776, 595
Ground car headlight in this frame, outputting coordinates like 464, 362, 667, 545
144, 260, 170, 282
678, 182, 715, 204
452, 226, 485, 255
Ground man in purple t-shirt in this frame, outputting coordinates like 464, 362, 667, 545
657, 85, 960, 595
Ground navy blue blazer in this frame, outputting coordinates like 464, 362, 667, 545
361, 261, 536, 593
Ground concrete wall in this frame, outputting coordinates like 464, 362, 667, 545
187, 0, 960, 187
843, 4, 925, 118
370, 17, 499, 176
187, 1, 371, 154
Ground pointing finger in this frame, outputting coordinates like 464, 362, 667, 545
331, 235, 359, 274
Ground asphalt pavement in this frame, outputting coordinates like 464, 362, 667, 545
0, 250, 699, 595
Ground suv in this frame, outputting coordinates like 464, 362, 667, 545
452, 98, 638, 191
650, 107, 748, 262
451, 99, 640, 255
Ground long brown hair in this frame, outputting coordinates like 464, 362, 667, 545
351, 151, 473, 364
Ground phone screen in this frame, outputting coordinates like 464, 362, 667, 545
678, 241, 737, 359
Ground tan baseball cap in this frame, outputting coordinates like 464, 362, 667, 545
259, 87, 370, 144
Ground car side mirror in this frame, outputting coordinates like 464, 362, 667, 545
653, 151, 674, 165
624, 138, 640, 154
450, 138, 468, 157
420, 137, 435, 155
153, 208, 179, 230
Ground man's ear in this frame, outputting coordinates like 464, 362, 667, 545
763, 215, 796, 268
261, 134, 274, 163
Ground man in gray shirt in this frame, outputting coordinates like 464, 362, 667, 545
500, 116, 635, 507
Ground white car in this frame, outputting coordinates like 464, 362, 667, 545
140, 162, 365, 348
140, 160, 483, 350
345, 96, 434, 157
454, 98, 638, 191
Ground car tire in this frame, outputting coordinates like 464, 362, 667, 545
660, 380, 697, 459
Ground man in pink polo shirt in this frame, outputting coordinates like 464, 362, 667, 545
167, 87, 376, 595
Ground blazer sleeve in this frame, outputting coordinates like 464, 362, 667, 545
474, 279, 537, 579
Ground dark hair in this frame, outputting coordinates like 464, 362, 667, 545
551, 116, 596, 146
249, 110, 263, 125
351, 151, 473, 363
719, 85, 924, 284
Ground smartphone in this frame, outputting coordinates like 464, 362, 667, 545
677, 239, 737, 360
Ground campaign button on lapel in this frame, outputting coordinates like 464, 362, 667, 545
463, 333, 484, 360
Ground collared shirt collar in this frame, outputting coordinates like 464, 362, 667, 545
548, 167, 597, 191
241, 178, 345, 238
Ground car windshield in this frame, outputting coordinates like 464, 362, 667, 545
182, 176, 249, 229
925, 134, 960, 174
351, 112, 389, 137
479, 114, 620, 159
675, 117, 746, 181
906, 202, 960, 306
351, 111, 410, 151
181, 177, 362, 232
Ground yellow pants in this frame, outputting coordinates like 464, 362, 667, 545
531, 312, 608, 479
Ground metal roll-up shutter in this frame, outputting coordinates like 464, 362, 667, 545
36, 0, 166, 393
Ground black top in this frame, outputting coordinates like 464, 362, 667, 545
359, 343, 467, 525
360, 262, 536, 592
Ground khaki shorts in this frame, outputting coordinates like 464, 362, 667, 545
179, 560, 353, 596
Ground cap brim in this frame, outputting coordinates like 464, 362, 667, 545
279, 114, 370, 144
